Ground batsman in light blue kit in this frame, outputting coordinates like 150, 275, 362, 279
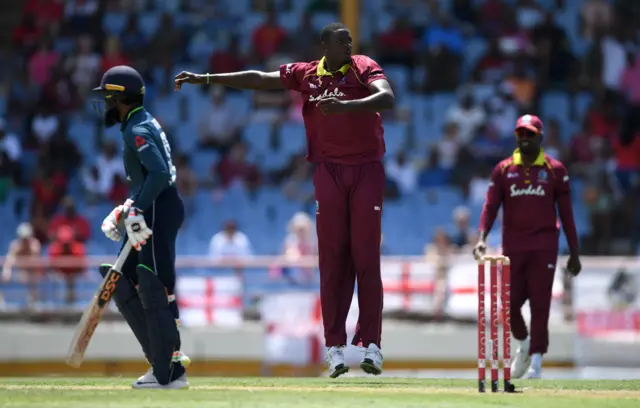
93, 65, 190, 389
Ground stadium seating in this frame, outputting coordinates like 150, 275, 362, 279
0, 0, 598, 309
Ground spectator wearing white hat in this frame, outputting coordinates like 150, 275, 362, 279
0, 118, 21, 195
283, 212, 317, 258
0, 118, 22, 164
2, 223, 42, 308
270, 212, 317, 283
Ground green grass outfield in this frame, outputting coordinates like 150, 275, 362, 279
1, 377, 640, 407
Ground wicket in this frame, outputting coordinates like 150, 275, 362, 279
477, 256, 515, 393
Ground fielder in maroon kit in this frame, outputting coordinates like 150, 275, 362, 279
174, 23, 394, 378
473, 114, 582, 379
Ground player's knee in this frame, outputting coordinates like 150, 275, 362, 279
351, 248, 381, 273
136, 265, 170, 310
529, 298, 552, 316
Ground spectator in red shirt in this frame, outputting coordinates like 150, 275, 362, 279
473, 36, 508, 83
209, 37, 245, 75
378, 17, 415, 67
108, 174, 130, 205
569, 117, 601, 177
587, 96, 618, 139
48, 225, 86, 305
24, 0, 64, 26
12, 14, 42, 51
251, 10, 287, 62
48, 196, 91, 243
28, 40, 59, 87
611, 134, 640, 192
31, 166, 67, 219
480, 0, 505, 36
214, 141, 261, 191
101, 36, 129, 74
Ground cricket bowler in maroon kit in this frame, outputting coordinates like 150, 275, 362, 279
174, 23, 394, 378
473, 114, 582, 379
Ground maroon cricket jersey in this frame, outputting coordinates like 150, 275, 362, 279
479, 149, 579, 254
279, 55, 387, 165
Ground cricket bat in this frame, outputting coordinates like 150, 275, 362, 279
66, 240, 133, 368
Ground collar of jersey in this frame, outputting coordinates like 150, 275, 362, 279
121, 106, 145, 131
512, 148, 546, 166
317, 57, 351, 77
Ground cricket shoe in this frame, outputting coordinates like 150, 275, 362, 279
510, 337, 531, 379
132, 373, 189, 389
360, 344, 383, 375
525, 353, 542, 379
326, 346, 350, 378
137, 351, 191, 383
525, 366, 542, 379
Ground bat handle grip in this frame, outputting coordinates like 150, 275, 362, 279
112, 241, 133, 271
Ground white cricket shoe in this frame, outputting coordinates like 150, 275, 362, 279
326, 346, 349, 378
525, 353, 542, 379
510, 338, 531, 379
132, 373, 189, 389
525, 367, 542, 379
137, 351, 191, 383
136, 367, 155, 384
360, 344, 383, 375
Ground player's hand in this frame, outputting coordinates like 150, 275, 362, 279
316, 97, 349, 115
566, 252, 582, 277
174, 71, 205, 90
124, 206, 152, 251
472, 239, 487, 261
101, 201, 132, 242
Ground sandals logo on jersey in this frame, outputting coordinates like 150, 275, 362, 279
309, 88, 346, 102
97, 270, 121, 307
509, 184, 545, 197
134, 135, 149, 152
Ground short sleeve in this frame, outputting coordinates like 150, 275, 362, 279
357, 56, 388, 86
485, 163, 504, 200
490, 163, 504, 185
279, 62, 309, 92
554, 162, 570, 196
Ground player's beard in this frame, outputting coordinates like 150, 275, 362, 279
518, 139, 539, 156
104, 108, 120, 128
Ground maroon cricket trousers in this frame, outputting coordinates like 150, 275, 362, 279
506, 250, 558, 355
314, 161, 385, 348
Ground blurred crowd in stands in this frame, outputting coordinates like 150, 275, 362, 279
1, 0, 640, 309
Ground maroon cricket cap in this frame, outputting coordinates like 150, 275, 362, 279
515, 114, 544, 135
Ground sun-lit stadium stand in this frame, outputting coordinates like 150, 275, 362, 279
0, 0, 639, 316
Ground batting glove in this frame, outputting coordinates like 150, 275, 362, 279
101, 199, 133, 242
124, 206, 152, 251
